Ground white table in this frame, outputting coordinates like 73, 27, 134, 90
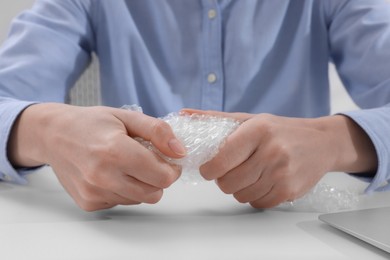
0, 167, 389, 260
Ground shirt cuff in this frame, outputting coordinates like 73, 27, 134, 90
341, 107, 390, 193
0, 100, 38, 184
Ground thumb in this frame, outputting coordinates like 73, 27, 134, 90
114, 109, 186, 159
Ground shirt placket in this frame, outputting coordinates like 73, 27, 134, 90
201, 0, 224, 111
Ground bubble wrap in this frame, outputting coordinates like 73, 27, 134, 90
122, 105, 240, 184
122, 105, 360, 212
278, 183, 359, 213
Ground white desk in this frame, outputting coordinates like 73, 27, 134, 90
0, 167, 389, 260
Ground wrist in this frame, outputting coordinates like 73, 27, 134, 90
8, 103, 67, 167
312, 115, 377, 174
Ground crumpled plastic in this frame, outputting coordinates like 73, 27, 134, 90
122, 105, 360, 212
122, 104, 240, 184
278, 183, 359, 213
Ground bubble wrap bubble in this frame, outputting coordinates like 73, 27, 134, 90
278, 183, 359, 213
122, 105, 240, 184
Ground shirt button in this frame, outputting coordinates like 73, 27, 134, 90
208, 9, 217, 19
207, 73, 217, 84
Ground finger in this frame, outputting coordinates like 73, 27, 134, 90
105, 137, 181, 188
78, 178, 149, 209
232, 167, 273, 203
249, 185, 290, 209
84, 156, 167, 203
181, 108, 252, 122
107, 191, 141, 206
114, 109, 186, 158
77, 129, 181, 191
199, 120, 258, 180
216, 152, 263, 194
81, 186, 141, 207
89, 178, 142, 206
56, 165, 141, 210
109, 174, 164, 204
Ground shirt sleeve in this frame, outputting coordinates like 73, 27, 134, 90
0, 0, 95, 183
325, 0, 390, 192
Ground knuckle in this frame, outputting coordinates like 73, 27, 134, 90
233, 193, 249, 203
249, 198, 282, 209
129, 180, 163, 203
253, 115, 274, 134
130, 148, 150, 166
278, 189, 291, 201
270, 167, 293, 183
145, 192, 163, 204
82, 161, 107, 182
256, 113, 275, 121
78, 201, 99, 212
250, 200, 271, 209
88, 139, 121, 165
159, 175, 174, 189
200, 169, 214, 181
200, 158, 229, 180
158, 169, 179, 188
217, 179, 234, 194
216, 160, 231, 177
78, 182, 99, 203
151, 120, 171, 137
82, 166, 112, 191
280, 184, 299, 201
199, 164, 212, 180
81, 204, 98, 212
249, 201, 264, 209
83, 169, 102, 187
82, 148, 122, 186
274, 145, 292, 164
270, 170, 286, 182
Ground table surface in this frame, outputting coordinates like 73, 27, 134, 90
0, 167, 389, 260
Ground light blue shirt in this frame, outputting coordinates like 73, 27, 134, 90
0, 0, 389, 192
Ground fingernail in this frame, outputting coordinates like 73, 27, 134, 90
168, 139, 186, 156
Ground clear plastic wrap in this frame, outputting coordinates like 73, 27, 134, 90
278, 183, 359, 213
122, 105, 240, 184
122, 105, 360, 212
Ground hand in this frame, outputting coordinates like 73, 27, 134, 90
9, 103, 186, 211
183, 109, 377, 209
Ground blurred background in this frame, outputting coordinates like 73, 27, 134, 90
0, 1, 358, 112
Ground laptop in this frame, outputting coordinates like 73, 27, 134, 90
319, 206, 390, 253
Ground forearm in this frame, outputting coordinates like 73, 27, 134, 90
313, 114, 377, 175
